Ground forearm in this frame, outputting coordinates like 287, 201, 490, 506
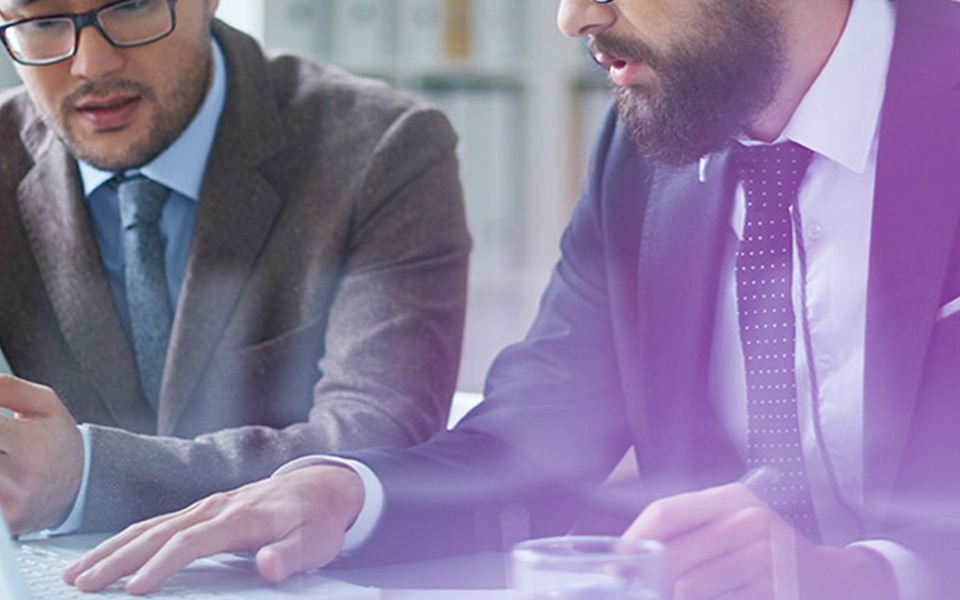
80, 413, 419, 532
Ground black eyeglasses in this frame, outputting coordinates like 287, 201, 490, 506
0, 0, 177, 66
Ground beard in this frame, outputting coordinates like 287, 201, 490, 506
591, 0, 784, 166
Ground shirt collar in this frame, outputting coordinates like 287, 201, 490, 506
78, 38, 228, 201
700, 0, 895, 180
781, 0, 895, 173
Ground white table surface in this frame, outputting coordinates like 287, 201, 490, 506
25, 533, 514, 599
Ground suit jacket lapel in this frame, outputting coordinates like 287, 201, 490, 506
634, 149, 741, 487
158, 22, 288, 433
864, 0, 960, 499
18, 133, 154, 433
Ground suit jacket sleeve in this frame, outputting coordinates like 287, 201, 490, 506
334, 109, 642, 565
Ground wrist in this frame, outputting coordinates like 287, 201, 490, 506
39, 421, 85, 532
299, 465, 365, 531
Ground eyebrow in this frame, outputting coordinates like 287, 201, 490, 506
2, 0, 41, 10
0, 1, 44, 25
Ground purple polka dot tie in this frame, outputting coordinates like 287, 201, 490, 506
732, 142, 820, 541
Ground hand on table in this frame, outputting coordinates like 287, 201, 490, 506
63, 464, 364, 596
0, 375, 84, 533
624, 482, 897, 600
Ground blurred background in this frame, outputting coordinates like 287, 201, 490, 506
0, 0, 615, 393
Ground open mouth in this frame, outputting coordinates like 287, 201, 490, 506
74, 95, 142, 131
594, 52, 648, 87
589, 35, 656, 88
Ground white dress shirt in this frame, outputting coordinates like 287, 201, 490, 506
710, 0, 892, 552
709, 0, 930, 596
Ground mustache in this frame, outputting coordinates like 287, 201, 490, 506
588, 33, 659, 69
62, 80, 156, 111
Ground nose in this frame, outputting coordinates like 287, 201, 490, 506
557, 0, 616, 38
70, 25, 125, 80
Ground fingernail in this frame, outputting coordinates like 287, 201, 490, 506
61, 566, 79, 584
127, 570, 152, 592
73, 572, 95, 592
126, 577, 152, 596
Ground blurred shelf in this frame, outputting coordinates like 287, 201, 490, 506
218, 0, 610, 391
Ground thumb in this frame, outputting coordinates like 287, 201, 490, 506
0, 376, 59, 416
254, 527, 341, 583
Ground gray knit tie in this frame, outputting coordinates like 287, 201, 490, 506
118, 175, 172, 410
732, 142, 820, 542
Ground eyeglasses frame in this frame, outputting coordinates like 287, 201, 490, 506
0, 0, 178, 66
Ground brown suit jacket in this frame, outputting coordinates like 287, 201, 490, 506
0, 21, 470, 531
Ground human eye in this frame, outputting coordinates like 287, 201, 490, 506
112, 0, 156, 14
19, 17, 70, 36
102, 0, 162, 25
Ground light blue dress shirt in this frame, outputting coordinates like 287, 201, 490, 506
50, 40, 228, 535
78, 40, 227, 333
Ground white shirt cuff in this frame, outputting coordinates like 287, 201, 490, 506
36, 424, 91, 536
272, 455, 384, 554
852, 539, 939, 600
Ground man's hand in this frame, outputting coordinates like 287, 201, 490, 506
624, 482, 898, 600
63, 464, 364, 595
0, 375, 83, 533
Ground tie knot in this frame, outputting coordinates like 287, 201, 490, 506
732, 142, 813, 212
117, 175, 170, 228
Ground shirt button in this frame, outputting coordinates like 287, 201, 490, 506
807, 223, 823, 241
817, 353, 833, 370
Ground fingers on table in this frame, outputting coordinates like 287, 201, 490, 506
68, 493, 257, 594
123, 505, 268, 595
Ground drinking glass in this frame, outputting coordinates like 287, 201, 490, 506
511, 535, 664, 599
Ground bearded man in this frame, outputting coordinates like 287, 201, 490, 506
65, 0, 960, 599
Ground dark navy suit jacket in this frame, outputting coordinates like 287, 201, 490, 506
343, 0, 960, 593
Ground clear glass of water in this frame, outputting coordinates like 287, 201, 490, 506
511, 535, 664, 600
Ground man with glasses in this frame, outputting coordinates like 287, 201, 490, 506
62, 0, 960, 598
0, 0, 469, 540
